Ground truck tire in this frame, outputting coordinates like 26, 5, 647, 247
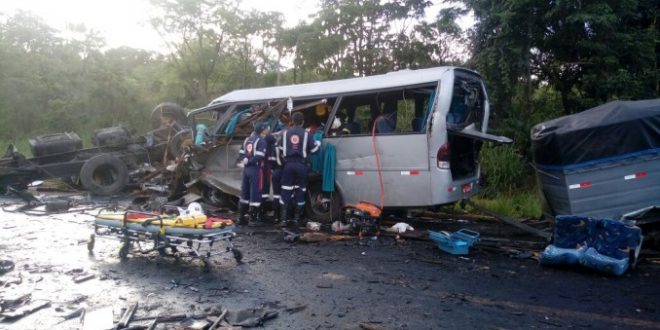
151, 102, 187, 129
305, 181, 342, 223
169, 128, 193, 156
79, 154, 129, 196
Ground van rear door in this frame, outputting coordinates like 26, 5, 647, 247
448, 123, 512, 144
444, 72, 511, 181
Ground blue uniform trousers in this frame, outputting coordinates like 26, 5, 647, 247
281, 160, 307, 206
240, 165, 263, 207
261, 164, 283, 203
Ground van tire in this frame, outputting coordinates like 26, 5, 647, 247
305, 181, 342, 224
80, 154, 129, 196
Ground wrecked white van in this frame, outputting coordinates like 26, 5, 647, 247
189, 66, 511, 222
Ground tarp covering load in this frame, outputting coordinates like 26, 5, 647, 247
532, 99, 660, 169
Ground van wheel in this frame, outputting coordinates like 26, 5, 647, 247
79, 154, 129, 196
305, 182, 342, 224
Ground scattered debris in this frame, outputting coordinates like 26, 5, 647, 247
283, 229, 300, 243
306, 221, 321, 231
73, 274, 95, 283
44, 199, 71, 212
359, 321, 385, 330
385, 222, 414, 234
59, 307, 85, 322
224, 307, 278, 327
0, 299, 50, 321
540, 216, 642, 276
285, 305, 307, 315
178, 318, 210, 329
115, 302, 139, 329
300, 232, 329, 243
467, 200, 551, 241
208, 308, 228, 330
0, 260, 14, 275
428, 229, 480, 255
146, 315, 159, 330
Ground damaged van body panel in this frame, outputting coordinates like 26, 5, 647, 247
194, 66, 511, 216
199, 143, 243, 197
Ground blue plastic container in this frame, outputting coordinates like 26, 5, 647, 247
428, 229, 480, 255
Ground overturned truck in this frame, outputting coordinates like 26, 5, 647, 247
188, 66, 511, 222
0, 103, 191, 196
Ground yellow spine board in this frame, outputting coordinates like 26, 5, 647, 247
97, 213, 224, 228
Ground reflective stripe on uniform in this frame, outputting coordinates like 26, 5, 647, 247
273, 195, 281, 200
310, 140, 320, 153
254, 138, 261, 158
249, 202, 261, 207
281, 185, 294, 190
275, 147, 282, 166
302, 131, 308, 158
283, 131, 288, 156
239, 199, 249, 204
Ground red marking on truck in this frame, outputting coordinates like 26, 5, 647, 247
569, 182, 592, 189
624, 172, 647, 180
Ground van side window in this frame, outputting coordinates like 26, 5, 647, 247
447, 76, 484, 129
331, 84, 437, 136
289, 99, 336, 135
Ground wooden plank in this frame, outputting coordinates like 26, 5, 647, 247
467, 200, 552, 241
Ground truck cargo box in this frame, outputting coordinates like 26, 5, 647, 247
532, 99, 660, 219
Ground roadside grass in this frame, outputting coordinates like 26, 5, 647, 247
471, 193, 543, 219
0, 138, 32, 156
444, 190, 544, 220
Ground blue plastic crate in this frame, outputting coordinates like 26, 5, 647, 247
428, 229, 480, 255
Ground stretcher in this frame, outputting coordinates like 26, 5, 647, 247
89, 210, 242, 272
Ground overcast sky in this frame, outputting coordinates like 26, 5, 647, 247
0, 0, 471, 52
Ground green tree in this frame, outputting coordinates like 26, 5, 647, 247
150, 0, 243, 106
291, 0, 440, 79
462, 0, 659, 116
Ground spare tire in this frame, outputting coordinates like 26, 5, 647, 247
151, 102, 187, 129
79, 154, 129, 196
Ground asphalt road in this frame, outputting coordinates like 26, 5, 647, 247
1, 198, 659, 329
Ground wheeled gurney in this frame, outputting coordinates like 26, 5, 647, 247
89, 210, 242, 272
